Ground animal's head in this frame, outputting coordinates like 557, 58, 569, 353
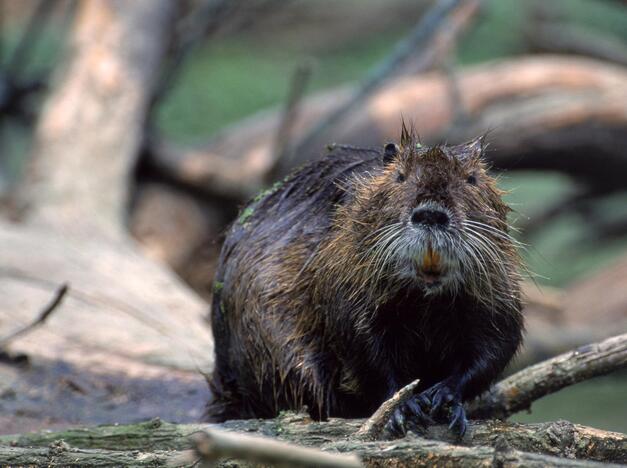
341, 124, 520, 302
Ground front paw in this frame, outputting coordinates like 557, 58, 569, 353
385, 394, 434, 437
421, 381, 468, 437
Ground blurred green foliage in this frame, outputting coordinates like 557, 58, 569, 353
157, 0, 627, 141
156, 32, 402, 143
458, 0, 627, 63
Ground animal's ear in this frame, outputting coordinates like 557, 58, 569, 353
383, 142, 400, 164
465, 134, 487, 159
400, 120, 412, 147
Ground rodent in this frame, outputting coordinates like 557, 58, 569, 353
207, 124, 524, 436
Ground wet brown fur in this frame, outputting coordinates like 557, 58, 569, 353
207, 125, 524, 426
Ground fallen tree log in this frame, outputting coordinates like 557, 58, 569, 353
1, 334, 625, 466
0, 220, 212, 373
145, 56, 627, 201
3, 416, 625, 462
1, 417, 624, 466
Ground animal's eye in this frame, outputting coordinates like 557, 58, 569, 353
397, 172, 406, 183
466, 174, 477, 185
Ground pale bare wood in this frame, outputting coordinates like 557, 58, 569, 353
178, 428, 363, 468
18, 0, 176, 236
0, 219, 213, 373
0, 283, 68, 348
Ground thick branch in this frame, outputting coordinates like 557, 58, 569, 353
0, 444, 176, 467
145, 56, 627, 201
469, 333, 627, 419
328, 437, 616, 467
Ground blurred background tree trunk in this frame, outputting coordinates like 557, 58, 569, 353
15, 0, 175, 237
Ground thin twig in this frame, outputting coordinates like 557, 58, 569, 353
285, 0, 465, 170
355, 378, 420, 441
400, 0, 481, 76
149, 0, 289, 114
172, 428, 363, 468
265, 61, 313, 184
0, 283, 69, 348
469, 333, 627, 419
443, 59, 469, 126
148, 0, 235, 115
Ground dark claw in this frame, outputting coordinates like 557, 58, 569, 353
430, 387, 446, 414
417, 380, 468, 437
416, 393, 430, 408
419, 381, 444, 415
448, 403, 468, 437
405, 398, 435, 428
386, 381, 468, 438
385, 395, 433, 438
386, 407, 407, 437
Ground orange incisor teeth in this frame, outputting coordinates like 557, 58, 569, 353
422, 246, 441, 271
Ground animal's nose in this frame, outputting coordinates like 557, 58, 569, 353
411, 208, 449, 228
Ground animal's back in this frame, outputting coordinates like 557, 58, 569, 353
209, 146, 382, 421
